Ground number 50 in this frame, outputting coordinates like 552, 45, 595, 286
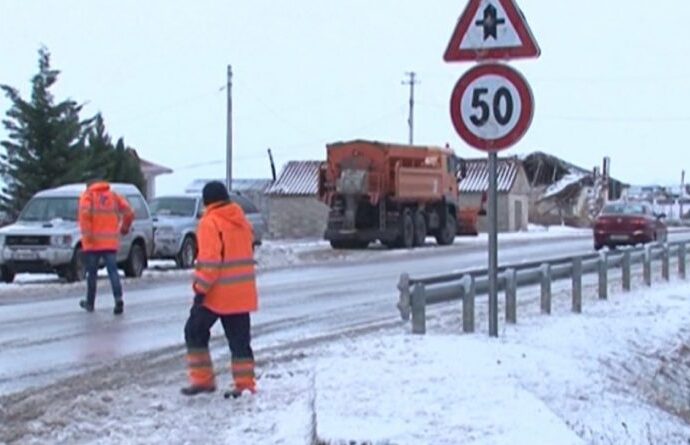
469, 87, 514, 127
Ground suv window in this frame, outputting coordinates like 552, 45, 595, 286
19, 197, 79, 221
126, 195, 150, 220
230, 194, 259, 214
149, 197, 197, 217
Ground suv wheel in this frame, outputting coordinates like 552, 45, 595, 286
124, 243, 146, 278
175, 236, 197, 269
63, 247, 86, 283
1, 266, 15, 284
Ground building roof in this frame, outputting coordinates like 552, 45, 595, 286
459, 158, 521, 193
265, 161, 323, 196
139, 157, 173, 176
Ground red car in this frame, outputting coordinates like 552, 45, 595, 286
593, 202, 667, 251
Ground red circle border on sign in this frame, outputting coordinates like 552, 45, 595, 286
450, 63, 534, 152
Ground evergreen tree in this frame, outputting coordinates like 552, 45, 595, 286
83, 114, 145, 194
109, 137, 145, 194
0, 47, 92, 219
85, 113, 113, 177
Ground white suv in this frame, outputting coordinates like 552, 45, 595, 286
0, 183, 154, 283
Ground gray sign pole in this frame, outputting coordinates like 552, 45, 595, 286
488, 151, 499, 337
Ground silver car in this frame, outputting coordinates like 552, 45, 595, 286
149, 192, 266, 268
0, 183, 154, 283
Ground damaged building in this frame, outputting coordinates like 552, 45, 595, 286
522, 152, 627, 227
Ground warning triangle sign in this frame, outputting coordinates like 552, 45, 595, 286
444, 0, 540, 62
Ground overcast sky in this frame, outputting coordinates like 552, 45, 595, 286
1, 0, 689, 195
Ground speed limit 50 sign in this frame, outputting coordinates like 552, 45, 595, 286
450, 63, 533, 152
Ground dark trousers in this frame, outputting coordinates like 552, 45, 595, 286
184, 304, 254, 361
85, 250, 122, 304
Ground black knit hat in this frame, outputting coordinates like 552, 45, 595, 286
202, 181, 230, 206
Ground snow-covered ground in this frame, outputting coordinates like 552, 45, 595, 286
5, 277, 690, 444
2, 225, 592, 292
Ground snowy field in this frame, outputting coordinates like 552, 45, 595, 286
4, 275, 690, 444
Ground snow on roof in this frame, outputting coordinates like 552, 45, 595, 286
265, 161, 323, 196
542, 171, 588, 199
459, 158, 521, 193
139, 157, 173, 176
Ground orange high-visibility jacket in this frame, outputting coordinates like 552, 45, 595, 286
78, 182, 134, 252
193, 201, 258, 314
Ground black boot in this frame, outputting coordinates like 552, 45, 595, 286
224, 388, 255, 399
113, 300, 124, 315
79, 299, 94, 312
180, 385, 216, 396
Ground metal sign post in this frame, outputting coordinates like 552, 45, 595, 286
487, 152, 499, 336
444, 0, 540, 337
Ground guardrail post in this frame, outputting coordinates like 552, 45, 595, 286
462, 275, 475, 333
505, 268, 517, 324
622, 251, 631, 292
410, 283, 426, 334
540, 263, 551, 315
572, 257, 582, 313
644, 245, 652, 287
396, 273, 411, 321
662, 244, 670, 281
680, 243, 687, 280
598, 251, 608, 300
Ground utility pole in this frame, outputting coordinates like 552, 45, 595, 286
226, 65, 233, 191
402, 71, 419, 145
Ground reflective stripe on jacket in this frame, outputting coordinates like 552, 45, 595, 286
193, 201, 258, 314
78, 182, 134, 251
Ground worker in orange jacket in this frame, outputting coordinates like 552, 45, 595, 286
78, 181, 134, 314
181, 181, 258, 399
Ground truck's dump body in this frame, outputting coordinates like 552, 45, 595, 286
320, 140, 456, 205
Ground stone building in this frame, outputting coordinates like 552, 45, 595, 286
457, 157, 531, 232
265, 161, 329, 239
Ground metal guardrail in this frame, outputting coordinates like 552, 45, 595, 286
396, 241, 688, 334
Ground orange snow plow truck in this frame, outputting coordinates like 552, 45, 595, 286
318, 140, 481, 249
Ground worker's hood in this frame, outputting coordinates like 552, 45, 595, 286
206, 201, 252, 231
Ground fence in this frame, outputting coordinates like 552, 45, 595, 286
396, 241, 689, 335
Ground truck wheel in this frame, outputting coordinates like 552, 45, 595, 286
124, 243, 146, 278
413, 210, 427, 247
63, 247, 86, 283
396, 209, 415, 249
435, 211, 456, 246
175, 236, 197, 269
1, 266, 15, 284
